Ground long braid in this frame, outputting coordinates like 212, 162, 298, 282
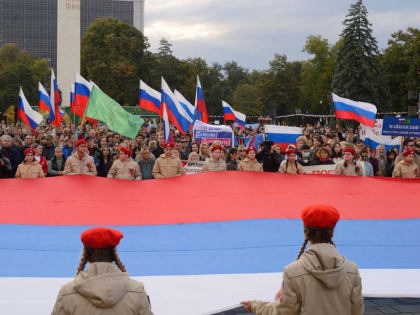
76, 248, 88, 276
113, 247, 127, 272
296, 237, 309, 260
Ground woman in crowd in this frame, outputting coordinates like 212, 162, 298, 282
385, 149, 397, 177
97, 145, 114, 177
226, 148, 239, 170
33, 143, 48, 174
311, 147, 335, 165
199, 143, 210, 161
375, 145, 387, 177
330, 142, 343, 164
241, 204, 364, 315
51, 227, 153, 315
238, 147, 263, 171
202, 144, 226, 172
189, 142, 200, 156
237, 145, 247, 161
15, 148, 45, 178
334, 147, 363, 176
279, 149, 304, 174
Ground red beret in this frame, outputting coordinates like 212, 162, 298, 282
81, 227, 123, 248
302, 204, 340, 229
403, 150, 414, 157
24, 148, 35, 156
286, 149, 297, 155
246, 147, 256, 154
211, 144, 224, 152
75, 139, 87, 147
120, 147, 132, 155
163, 142, 174, 149
343, 147, 355, 154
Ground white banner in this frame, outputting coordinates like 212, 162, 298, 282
193, 120, 234, 147
360, 119, 383, 139
183, 161, 204, 175
302, 164, 336, 175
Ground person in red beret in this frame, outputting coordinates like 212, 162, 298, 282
63, 138, 97, 176
238, 147, 262, 172
152, 142, 185, 178
15, 147, 45, 178
392, 150, 419, 178
278, 148, 304, 174
107, 147, 141, 180
51, 227, 153, 315
334, 146, 363, 176
202, 143, 227, 172
242, 204, 364, 315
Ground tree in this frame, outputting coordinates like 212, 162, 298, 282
232, 83, 261, 115
0, 44, 50, 113
382, 27, 420, 112
157, 38, 173, 57
81, 18, 151, 106
332, 0, 390, 111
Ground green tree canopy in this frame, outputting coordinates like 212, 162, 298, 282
81, 18, 151, 106
0, 44, 50, 113
332, 0, 390, 111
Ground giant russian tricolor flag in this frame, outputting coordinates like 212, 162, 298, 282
194, 75, 208, 123
72, 73, 92, 117
161, 77, 192, 135
264, 125, 303, 152
332, 93, 377, 127
18, 87, 43, 129
139, 80, 161, 115
222, 101, 246, 129
0, 173, 419, 315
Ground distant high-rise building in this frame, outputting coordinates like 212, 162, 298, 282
0, 0, 145, 107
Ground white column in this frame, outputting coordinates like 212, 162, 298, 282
57, 0, 80, 108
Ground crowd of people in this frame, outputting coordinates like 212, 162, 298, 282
0, 120, 419, 180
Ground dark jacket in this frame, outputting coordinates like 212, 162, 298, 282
0, 146, 22, 176
256, 151, 282, 172
47, 156, 67, 176
226, 159, 238, 170
139, 158, 156, 180
0, 155, 13, 178
385, 159, 395, 177
97, 154, 114, 177
43, 144, 56, 161
310, 158, 335, 166
297, 157, 312, 166
152, 145, 164, 159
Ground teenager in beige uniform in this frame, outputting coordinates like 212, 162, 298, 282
202, 144, 227, 172
15, 148, 44, 178
392, 150, 419, 178
278, 149, 303, 174
241, 204, 364, 315
107, 147, 141, 180
51, 227, 153, 315
238, 147, 263, 171
152, 142, 185, 178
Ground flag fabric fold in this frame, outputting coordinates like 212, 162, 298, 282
18, 88, 43, 129
264, 125, 303, 152
332, 93, 377, 127
174, 90, 195, 121
194, 76, 208, 123
84, 86, 144, 139
38, 82, 52, 116
72, 73, 92, 117
222, 101, 246, 128
139, 80, 161, 114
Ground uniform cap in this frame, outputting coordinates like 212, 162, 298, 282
75, 139, 87, 147
81, 227, 123, 248
286, 148, 297, 155
343, 147, 355, 154
246, 147, 256, 154
120, 147, 132, 156
24, 148, 35, 156
301, 204, 340, 229
163, 142, 174, 149
211, 144, 224, 152
403, 150, 414, 157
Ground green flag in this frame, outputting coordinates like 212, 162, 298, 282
85, 86, 144, 139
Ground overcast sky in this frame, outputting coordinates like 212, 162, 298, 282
144, 0, 420, 71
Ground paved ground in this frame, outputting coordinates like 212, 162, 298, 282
210, 298, 420, 314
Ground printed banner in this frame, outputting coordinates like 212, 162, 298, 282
193, 120, 234, 147
184, 161, 204, 175
302, 164, 336, 175
382, 116, 420, 137
360, 119, 383, 139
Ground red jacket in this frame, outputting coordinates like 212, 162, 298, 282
36, 155, 48, 174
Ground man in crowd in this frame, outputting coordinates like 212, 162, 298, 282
43, 135, 56, 160
256, 140, 282, 172
138, 147, 155, 180
392, 150, 419, 178
47, 147, 66, 177
152, 142, 184, 178
107, 147, 141, 180
174, 140, 188, 160
0, 134, 21, 176
395, 138, 420, 172
152, 135, 165, 158
63, 139, 97, 176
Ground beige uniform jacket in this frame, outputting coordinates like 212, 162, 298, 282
251, 244, 364, 315
392, 160, 419, 178
51, 262, 153, 315
395, 154, 420, 177
334, 160, 363, 176
15, 161, 45, 178
278, 161, 304, 174
202, 158, 226, 172
238, 158, 263, 171
152, 154, 185, 178
63, 152, 97, 176
107, 158, 141, 180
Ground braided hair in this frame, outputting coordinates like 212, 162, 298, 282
113, 247, 127, 272
76, 247, 88, 275
75, 246, 127, 275
296, 227, 335, 260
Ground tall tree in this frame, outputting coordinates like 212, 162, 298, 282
382, 27, 420, 112
0, 44, 50, 113
81, 18, 151, 106
332, 0, 390, 111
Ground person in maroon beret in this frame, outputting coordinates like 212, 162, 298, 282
15, 148, 44, 178
392, 150, 419, 178
107, 147, 141, 180
152, 142, 185, 178
334, 147, 363, 176
51, 227, 153, 315
202, 144, 227, 172
241, 204, 364, 315
238, 147, 262, 172
278, 149, 304, 174
63, 139, 97, 176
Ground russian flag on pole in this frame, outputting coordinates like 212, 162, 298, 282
332, 93, 377, 127
50, 69, 63, 126
264, 125, 303, 152
162, 100, 173, 144
70, 83, 75, 109
194, 75, 209, 123
139, 80, 161, 115
161, 77, 192, 136
222, 101, 246, 129
38, 82, 53, 115
18, 87, 43, 129
72, 73, 92, 117
174, 90, 195, 121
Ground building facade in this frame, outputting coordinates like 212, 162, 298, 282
0, 0, 145, 106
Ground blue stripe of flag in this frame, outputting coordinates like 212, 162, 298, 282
333, 101, 376, 121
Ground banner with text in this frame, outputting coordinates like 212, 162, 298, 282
193, 120, 234, 147
302, 164, 336, 175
